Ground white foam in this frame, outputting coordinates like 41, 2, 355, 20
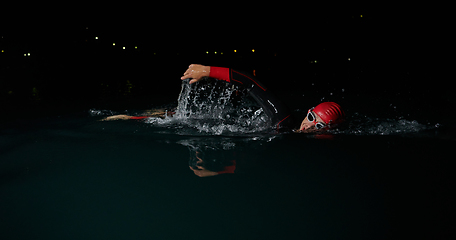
146, 80, 270, 135
328, 112, 433, 136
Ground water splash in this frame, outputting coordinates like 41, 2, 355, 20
145, 79, 271, 135
89, 109, 119, 116
328, 112, 435, 136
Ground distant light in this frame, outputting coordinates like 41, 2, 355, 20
221, 52, 223, 55
24, 53, 27, 57
27, 53, 30, 56
135, 46, 138, 49
123, 47, 126, 50
234, 50, 237, 53
360, 15, 363, 18
95, 37, 98, 40
214, 51, 217, 54
348, 57, 351, 61
251, 49, 255, 53
113, 43, 116, 46
1, 49, 4, 53
86, 27, 89, 30
206, 51, 209, 54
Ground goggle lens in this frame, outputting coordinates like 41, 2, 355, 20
307, 110, 326, 130
307, 111, 315, 122
315, 122, 325, 130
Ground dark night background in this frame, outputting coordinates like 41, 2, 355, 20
0, 10, 451, 124
1, 8, 455, 240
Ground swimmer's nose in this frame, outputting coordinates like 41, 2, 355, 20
300, 122, 314, 131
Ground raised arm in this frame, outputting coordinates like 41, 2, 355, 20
181, 64, 294, 130
181, 64, 267, 89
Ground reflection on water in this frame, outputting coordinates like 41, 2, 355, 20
178, 138, 239, 177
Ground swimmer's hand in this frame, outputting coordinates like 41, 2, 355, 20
189, 152, 219, 177
181, 64, 210, 84
189, 165, 219, 177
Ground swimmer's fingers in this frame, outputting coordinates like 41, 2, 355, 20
181, 64, 210, 84
189, 78, 201, 84
181, 64, 194, 80
181, 72, 192, 80
181, 74, 200, 85
181, 75, 199, 84
183, 64, 194, 75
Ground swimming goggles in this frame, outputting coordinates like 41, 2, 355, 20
307, 109, 326, 130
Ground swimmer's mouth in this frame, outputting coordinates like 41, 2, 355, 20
294, 127, 322, 133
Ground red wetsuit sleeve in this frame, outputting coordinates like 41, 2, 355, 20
130, 116, 150, 120
209, 66, 231, 83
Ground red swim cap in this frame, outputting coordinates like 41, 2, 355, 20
313, 102, 345, 125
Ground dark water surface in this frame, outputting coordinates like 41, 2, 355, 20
1, 52, 454, 240
1, 111, 454, 239
2, 14, 453, 239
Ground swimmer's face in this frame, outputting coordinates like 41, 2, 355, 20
299, 110, 326, 133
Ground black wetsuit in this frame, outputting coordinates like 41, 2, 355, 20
209, 66, 295, 131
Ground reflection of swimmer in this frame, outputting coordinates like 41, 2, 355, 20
189, 151, 236, 177
181, 64, 345, 133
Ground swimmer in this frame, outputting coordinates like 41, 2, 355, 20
181, 64, 345, 133
103, 64, 345, 133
